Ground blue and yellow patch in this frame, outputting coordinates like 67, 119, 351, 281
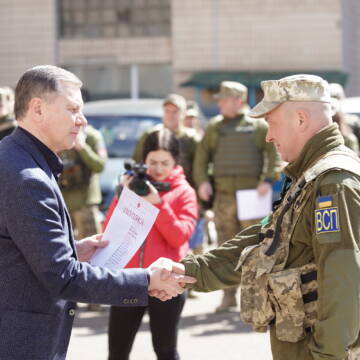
315, 206, 340, 234
317, 195, 333, 208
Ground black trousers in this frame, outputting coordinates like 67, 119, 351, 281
108, 293, 186, 360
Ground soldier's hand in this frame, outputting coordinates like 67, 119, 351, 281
198, 181, 213, 202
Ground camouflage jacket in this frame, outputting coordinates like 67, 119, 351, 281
192, 111, 282, 192
183, 124, 360, 359
60, 125, 107, 211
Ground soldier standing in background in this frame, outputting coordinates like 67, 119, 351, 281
329, 83, 359, 153
193, 81, 281, 312
0, 87, 16, 140
133, 93, 200, 186
59, 124, 107, 239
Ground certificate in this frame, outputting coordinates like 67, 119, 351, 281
89, 187, 159, 271
236, 188, 272, 221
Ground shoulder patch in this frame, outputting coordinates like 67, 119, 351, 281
315, 206, 340, 234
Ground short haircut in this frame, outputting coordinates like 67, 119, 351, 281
142, 128, 180, 163
14, 65, 82, 120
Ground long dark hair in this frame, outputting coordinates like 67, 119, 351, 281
142, 128, 180, 163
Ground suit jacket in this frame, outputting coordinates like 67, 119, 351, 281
0, 128, 149, 360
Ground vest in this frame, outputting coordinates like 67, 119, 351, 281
59, 149, 91, 191
237, 146, 360, 343
213, 120, 263, 178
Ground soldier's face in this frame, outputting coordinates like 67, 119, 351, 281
40, 83, 87, 153
218, 97, 243, 118
163, 103, 183, 132
265, 103, 300, 163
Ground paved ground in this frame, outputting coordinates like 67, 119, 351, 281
67, 289, 272, 360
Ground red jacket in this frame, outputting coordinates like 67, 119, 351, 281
103, 165, 198, 268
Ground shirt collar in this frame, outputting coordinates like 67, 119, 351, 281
18, 127, 64, 179
284, 123, 344, 180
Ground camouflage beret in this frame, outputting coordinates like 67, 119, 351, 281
214, 81, 247, 100
249, 74, 331, 118
163, 93, 187, 112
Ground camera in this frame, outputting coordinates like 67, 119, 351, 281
124, 161, 171, 196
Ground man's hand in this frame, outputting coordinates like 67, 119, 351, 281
76, 233, 109, 262
198, 181, 213, 202
147, 258, 196, 301
256, 181, 272, 197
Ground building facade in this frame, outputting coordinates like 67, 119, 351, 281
0, 0, 359, 113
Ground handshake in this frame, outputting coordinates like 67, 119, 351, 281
147, 257, 196, 301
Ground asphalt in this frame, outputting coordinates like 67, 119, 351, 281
67, 289, 272, 360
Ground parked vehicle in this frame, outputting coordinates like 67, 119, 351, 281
84, 99, 163, 211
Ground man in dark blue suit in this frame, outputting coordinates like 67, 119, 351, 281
0, 65, 194, 360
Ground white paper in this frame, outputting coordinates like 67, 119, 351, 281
89, 187, 159, 271
236, 189, 272, 221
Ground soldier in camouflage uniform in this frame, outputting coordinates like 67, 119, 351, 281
193, 81, 281, 312
329, 83, 359, 153
178, 75, 360, 359
0, 87, 16, 140
59, 124, 107, 239
133, 93, 199, 186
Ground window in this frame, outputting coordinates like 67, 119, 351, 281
58, 0, 171, 39
64, 63, 172, 100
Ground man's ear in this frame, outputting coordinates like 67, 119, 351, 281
296, 109, 310, 132
27, 98, 44, 122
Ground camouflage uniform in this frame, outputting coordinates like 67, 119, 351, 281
182, 75, 360, 359
193, 81, 281, 310
59, 125, 107, 239
329, 83, 359, 153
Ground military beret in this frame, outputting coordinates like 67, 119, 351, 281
249, 74, 331, 118
214, 81, 248, 100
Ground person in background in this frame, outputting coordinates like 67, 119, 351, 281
0, 86, 16, 140
329, 83, 359, 154
184, 100, 204, 138
105, 128, 198, 360
59, 124, 107, 311
59, 124, 107, 239
133, 93, 199, 187
193, 80, 282, 312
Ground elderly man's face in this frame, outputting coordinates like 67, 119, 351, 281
40, 83, 87, 153
265, 103, 300, 163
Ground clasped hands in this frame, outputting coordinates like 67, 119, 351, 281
76, 235, 196, 301
147, 257, 196, 301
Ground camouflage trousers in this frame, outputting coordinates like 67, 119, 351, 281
213, 192, 260, 246
270, 326, 360, 360
70, 205, 102, 239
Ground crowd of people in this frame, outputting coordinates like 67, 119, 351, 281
1, 65, 360, 360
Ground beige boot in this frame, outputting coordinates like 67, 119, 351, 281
215, 288, 237, 313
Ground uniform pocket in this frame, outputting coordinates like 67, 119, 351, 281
268, 268, 306, 343
0, 310, 58, 360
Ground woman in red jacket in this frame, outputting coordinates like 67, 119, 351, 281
106, 128, 198, 360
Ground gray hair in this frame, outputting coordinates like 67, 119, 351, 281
14, 65, 82, 120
